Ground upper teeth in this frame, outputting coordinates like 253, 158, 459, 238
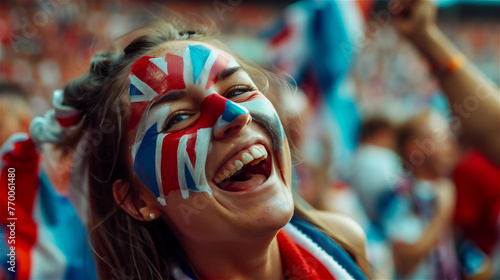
214, 145, 268, 184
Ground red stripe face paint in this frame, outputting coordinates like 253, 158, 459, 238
128, 43, 287, 205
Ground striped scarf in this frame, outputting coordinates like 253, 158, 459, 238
171, 216, 367, 280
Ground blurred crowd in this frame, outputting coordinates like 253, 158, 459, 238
1, 0, 499, 279
353, 20, 499, 120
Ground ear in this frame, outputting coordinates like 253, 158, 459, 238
112, 179, 162, 221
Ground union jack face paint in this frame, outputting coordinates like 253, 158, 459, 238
128, 43, 285, 205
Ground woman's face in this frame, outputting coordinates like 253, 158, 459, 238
421, 114, 459, 177
127, 40, 294, 240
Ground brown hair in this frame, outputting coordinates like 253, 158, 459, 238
396, 110, 431, 163
59, 20, 362, 279
358, 117, 396, 143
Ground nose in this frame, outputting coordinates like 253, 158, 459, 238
212, 100, 251, 139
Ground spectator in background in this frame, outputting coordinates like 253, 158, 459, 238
453, 148, 500, 278
393, 0, 500, 165
349, 117, 402, 222
389, 110, 461, 279
0, 81, 32, 146
347, 117, 402, 279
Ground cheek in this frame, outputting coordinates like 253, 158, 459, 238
162, 192, 216, 234
241, 97, 286, 151
282, 138, 293, 186
160, 95, 229, 198
159, 128, 213, 201
159, 133, 183, 196
241, 96, 292, 187
130, 123, 195, 206
133, 95, 229, 204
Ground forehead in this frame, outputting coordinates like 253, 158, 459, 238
146, 40, 227, 59
127, 40, 241, 129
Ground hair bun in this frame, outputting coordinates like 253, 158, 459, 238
90, 53, 115, 78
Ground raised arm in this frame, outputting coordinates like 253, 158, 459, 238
392, 0, 500, 165
390, 178, 455, 276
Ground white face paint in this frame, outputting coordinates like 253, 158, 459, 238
129, 43, 286, 205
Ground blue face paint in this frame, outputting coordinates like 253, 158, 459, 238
189, 45, 211, 84
133, 124, 161, 198
130, 42, 288, 205
222, 101, 248, 123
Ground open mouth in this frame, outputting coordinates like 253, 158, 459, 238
214, 144, 272, 192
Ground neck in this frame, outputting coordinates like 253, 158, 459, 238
412, 166, 439, 181
363, 135, 395, 151
179, 232, 283, 280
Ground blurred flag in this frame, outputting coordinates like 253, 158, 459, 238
264, 0, 373, 171
0, 134, 97, 280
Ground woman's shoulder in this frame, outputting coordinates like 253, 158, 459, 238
313, 210, 366, 249
312, 210, 370, 276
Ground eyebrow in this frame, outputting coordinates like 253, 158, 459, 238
218, 66, 243, 81
150, 90, 187, 108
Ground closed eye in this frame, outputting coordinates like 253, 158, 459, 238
163, 111, 193, 132
225, 85, 256, 99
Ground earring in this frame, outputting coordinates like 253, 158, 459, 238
149, 213, 156, 220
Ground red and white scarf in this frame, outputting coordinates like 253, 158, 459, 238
171, 218, 365, 280
279, 222, 355, 280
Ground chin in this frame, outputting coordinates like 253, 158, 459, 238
213, 138, 295, 221
253, 180, 294, 231
262, 200, 295, 232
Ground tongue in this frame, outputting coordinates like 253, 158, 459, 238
218, 174, 266, 192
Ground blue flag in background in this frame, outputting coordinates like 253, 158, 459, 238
265, 0, 367, 173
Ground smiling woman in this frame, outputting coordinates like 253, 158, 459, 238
48, 21, 369, 279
